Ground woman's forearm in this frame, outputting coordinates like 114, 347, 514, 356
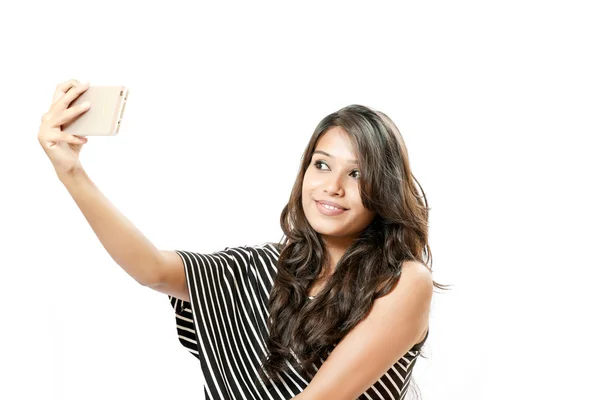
58, 168, 163, 286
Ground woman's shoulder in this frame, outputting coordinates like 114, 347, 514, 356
222, 241, 283, 259
250, 241, 284, 253
222, 241, 281, 251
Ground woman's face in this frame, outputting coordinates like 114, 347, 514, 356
302, 126, 377, 242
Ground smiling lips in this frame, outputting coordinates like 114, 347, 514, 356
317, 199, 347, 209
315, 200, 347, 216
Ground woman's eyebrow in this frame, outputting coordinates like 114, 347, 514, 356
313, 150, 358, 164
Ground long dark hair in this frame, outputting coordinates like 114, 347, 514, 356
257, 104, 450, 395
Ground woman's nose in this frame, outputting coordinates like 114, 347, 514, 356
323, 174, 344, 196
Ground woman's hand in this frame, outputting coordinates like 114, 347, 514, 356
37, 79, 91, 178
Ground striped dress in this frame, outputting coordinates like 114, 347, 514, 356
168, 242, 428, 400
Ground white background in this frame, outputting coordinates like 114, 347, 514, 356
1, 1, 598, 399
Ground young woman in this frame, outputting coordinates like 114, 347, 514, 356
38, 79, 448, 400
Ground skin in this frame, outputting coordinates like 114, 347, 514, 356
301, 126, 377, 286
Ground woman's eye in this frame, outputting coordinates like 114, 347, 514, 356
314, 160, 329, 170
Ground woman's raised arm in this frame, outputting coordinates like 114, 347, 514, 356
38, 79, 167, 287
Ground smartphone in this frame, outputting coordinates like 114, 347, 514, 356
62, 86, 129, 136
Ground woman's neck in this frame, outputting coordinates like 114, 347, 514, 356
321, 235, 356, 274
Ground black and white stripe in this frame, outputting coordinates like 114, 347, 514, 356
168, 243, 427, 400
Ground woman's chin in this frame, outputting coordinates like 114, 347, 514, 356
310, 223, 344, 238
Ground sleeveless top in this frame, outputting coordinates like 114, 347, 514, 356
167, 242, 429, 400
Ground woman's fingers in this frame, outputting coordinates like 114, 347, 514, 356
51, 79, 80, 105
52, 100, 91, 127
42, 82, 90, 128
49, 81, 90, 115
42, 130, 87, 147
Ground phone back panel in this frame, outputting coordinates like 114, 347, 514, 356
62, 86, 128, 136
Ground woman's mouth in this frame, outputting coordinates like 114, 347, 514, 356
315, 200, 347, 216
